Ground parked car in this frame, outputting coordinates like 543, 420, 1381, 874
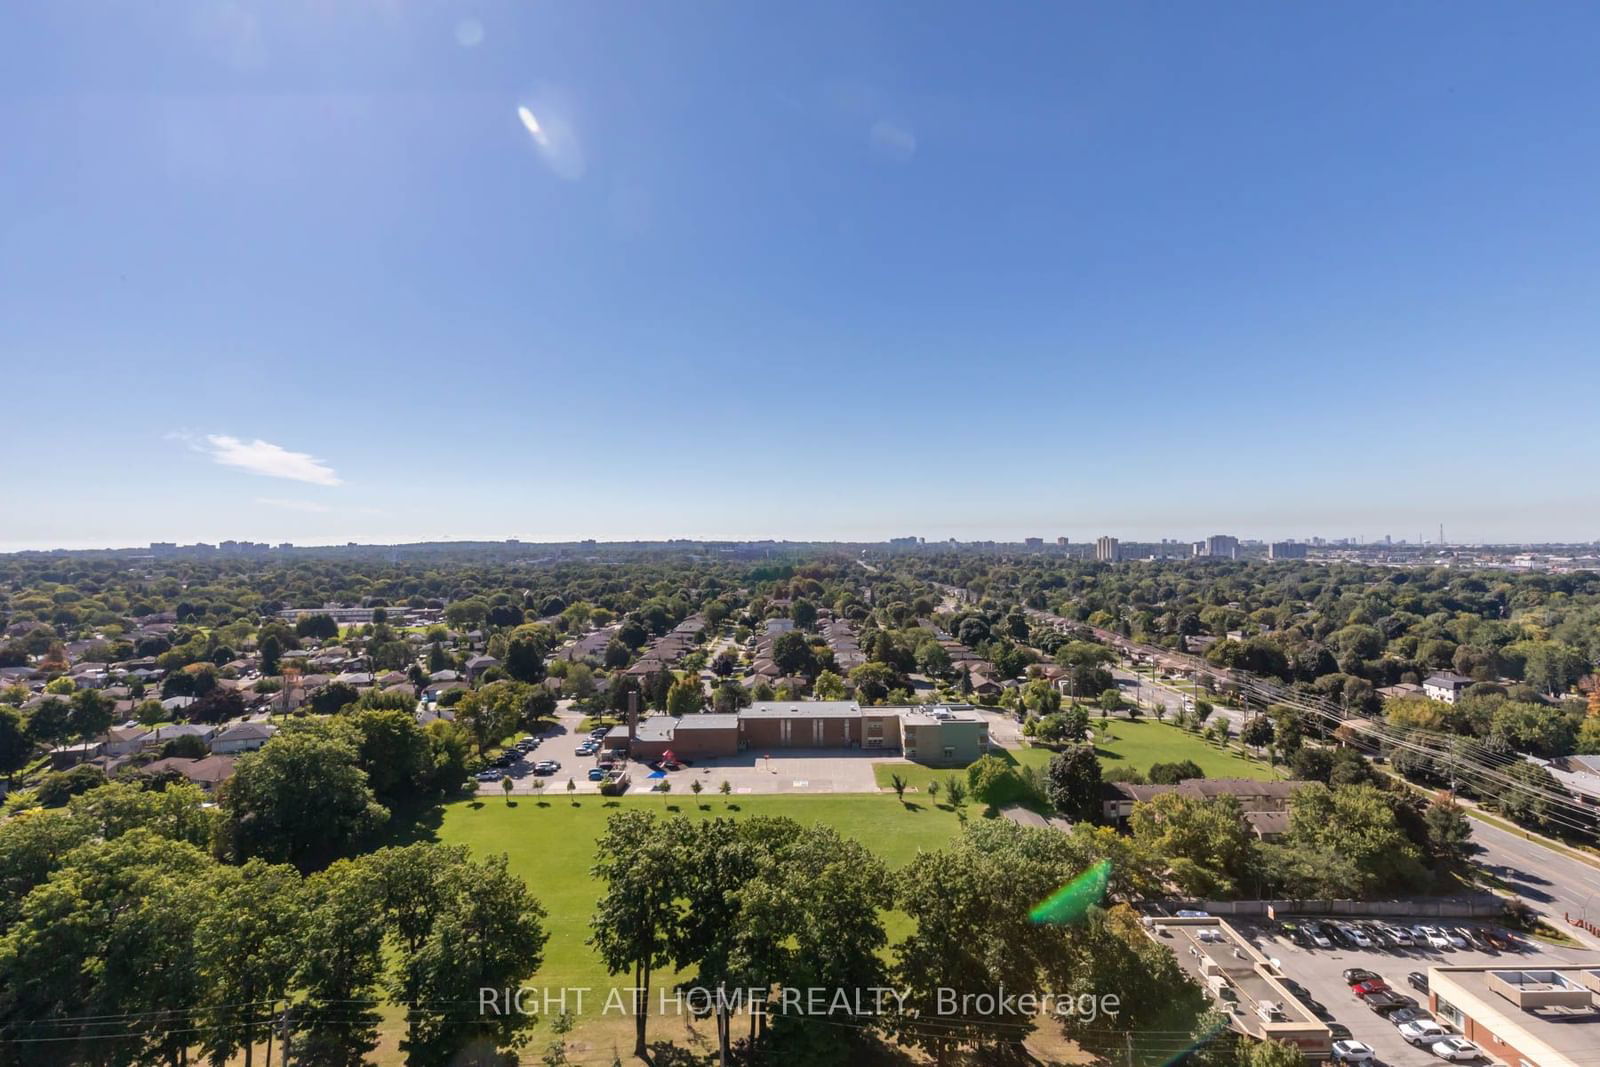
1386, 924, 1415, 947
476, 769, 503, 781
534, 760, 560, 775
1419, 926, 1453, 950
1309, 924, 1334, 949
1443, 928, 1469, 950
1431, 1036, 1482, 1062
1325, 1022, 1353, 1042
587, 767, 606, 781
1351, 980, 1389, 998
1343, 969, 1382, 985
1389, 1007, 1432, 1026
1341, 924, 1374, 948
1407, 971, 1429, 994
1362, 990, 1410, 1015
1331, 1039, 1375, 1063
1398, 1019, 1448, 1046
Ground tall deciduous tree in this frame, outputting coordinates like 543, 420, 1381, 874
1046, 744, 1102, 822
370, 844, 549, 1067
295, 856, 387, 1066
589, 811, 686, 1059
196, 859, 305, 1067
217, 724, 389, 872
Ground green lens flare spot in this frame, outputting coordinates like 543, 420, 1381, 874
1029, 859, 1110, 925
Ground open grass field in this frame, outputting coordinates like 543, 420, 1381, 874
360, 727, 1276, 1062
425, 792, 967, 1003
872, 719, 1276, 790
1090, 719, 1279, 780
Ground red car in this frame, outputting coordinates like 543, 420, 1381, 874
1351, 979, 1389, 997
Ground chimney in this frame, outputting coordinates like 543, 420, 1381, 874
628, 690, 638, 745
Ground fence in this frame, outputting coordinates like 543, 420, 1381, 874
1175, 895, 1508, 919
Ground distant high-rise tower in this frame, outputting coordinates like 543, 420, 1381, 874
1095, 536, 1120, 562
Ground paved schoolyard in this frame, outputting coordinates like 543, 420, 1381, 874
480, 746, 891, 796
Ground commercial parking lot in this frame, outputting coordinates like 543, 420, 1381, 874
1225, 917, 1600, 1065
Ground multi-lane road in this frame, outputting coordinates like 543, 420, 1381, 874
1006, 596, 1600, 944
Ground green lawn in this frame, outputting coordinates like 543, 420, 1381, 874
876, 720, 1276, 788
870, 760, 983, 790
427, 792, 966, 1000
1089, 719, 1278, 779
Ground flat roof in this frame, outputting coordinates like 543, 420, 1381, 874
674, 714, 739, 730
900, 709, 985, 726
1431, 966, 1600, 1064
743, 701, 861, 719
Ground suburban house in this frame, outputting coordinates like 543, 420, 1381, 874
147, 723, 217, 747
465, 654, 499, 682
1423, 671, 1473, 704
137, 755, 238, 791
964, 669, 1002, 701
50, 741, 104, 769
423, 679, 468, 702
211, 721, 278, 754
105, 726, 153, 756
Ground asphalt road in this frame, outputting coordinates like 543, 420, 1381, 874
1466, 816, 1600, 946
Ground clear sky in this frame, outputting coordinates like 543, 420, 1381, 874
4, 2, 1599, 551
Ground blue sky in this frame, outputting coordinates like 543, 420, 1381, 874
4, 2, 1600, 550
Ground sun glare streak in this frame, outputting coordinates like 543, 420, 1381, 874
517, 106, 547, 145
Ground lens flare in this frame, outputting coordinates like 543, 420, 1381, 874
1029, 859, 1110, 925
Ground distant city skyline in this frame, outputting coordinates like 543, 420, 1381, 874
4, 521, 1596, 556
5, 3, 1600, 552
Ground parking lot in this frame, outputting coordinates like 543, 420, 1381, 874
1225, 916, 1600, 1065
475, 731, 889, 796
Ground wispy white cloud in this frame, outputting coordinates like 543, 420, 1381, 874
869, 119, 917, 162
186, 434, 343, 486
255, 497, 333, 513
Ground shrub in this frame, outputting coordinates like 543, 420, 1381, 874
1148, 759, 1205, 785
965, 754, 1033, 807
